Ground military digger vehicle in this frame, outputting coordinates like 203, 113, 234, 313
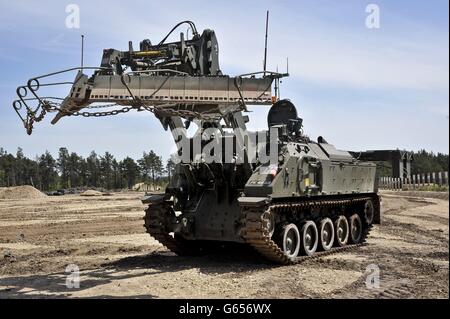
12, 20, 381, 264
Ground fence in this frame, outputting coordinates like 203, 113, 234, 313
379, 171, 449, 190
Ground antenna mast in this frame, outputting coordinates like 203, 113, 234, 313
274, 66, 279, 99
263, 10, 269, 76
81, 34, 84, 68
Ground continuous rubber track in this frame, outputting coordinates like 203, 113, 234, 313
240, 196, 379, 264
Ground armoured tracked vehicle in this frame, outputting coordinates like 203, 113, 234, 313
13, 20, 380, 264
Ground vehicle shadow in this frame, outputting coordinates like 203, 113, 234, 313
0, 267, 160, 299
104, 247, 276, 274
0, 248, 276, 299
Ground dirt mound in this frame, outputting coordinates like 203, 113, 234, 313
0, 186, 47, 200
80, 190, 103, 197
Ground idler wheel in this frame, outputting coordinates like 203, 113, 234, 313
262, 211, 275, 238
364, 200, 375, 225
334, 215, 349, 247
319, 218, 335, 251
280, 223, 301, 259
301, 220, 318, 256
349, 214, 363, 244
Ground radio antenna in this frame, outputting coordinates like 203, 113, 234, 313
263, 10, 269, 76
274, 65, 279, 99
81, 34, 84, 68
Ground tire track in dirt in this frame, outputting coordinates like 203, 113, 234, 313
0, 192, 447, 298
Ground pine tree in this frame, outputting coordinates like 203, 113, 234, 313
86, 151, 100, 187
37, 151, 58, 190
100, 152, 114, 189
57, 147, 70, 188
138, 151, 163, 189
121, 157, 140, 189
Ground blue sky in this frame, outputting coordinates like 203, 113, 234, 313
0, 0, 448, 161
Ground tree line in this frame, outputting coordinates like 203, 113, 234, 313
410, 150, 448, 174
375, 149, 448, 176
0, 147, 174, 191
0, 147, 448, 191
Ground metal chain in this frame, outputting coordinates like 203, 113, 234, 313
73, 107, 133, 117
24, 100, 155, 134
34, 108, 47, 122
40, 101, 153, 118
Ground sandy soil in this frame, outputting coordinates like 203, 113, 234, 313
0, 186, 47, 200
0, 191, 448, 299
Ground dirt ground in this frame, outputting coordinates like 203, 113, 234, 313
0, 190, 448, 299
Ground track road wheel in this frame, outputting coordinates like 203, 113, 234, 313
301, 221, 318, 256
364, 200, 375, 225
280, 223, 301, 259
319, 218, 335, 251
262, 211, 275, 238
349, 214, 363, 244
334, 215, 349, 247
